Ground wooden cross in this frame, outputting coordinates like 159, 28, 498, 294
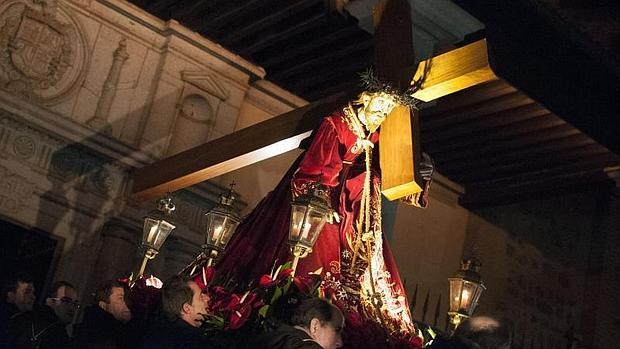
132, 0, 496, 201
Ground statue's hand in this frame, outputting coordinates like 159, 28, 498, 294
419, 152, 434, 182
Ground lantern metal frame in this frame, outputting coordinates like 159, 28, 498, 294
202, 186, 241, 267
133, 195, 176, 285
448, 259, 486, 331
288, 182, 332, 276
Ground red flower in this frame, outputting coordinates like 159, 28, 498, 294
258, 267, 294, 288
229, 306, 251, 329
293, 273, 321, 295
222, 291, 264, 330
192, 266, 215, 291
209, 286, 233, 313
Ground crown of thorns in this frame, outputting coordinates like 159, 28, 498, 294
359, 69, 421, 108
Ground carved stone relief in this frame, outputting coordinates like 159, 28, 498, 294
181, 71, 230, 102
0, 164, 35, 214
0, 110, 124, 198
0, 0, 89, 104
166, 93, 215, 156
88, 38, 130, 134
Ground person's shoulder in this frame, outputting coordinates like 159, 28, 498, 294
144, 318, 210, 349
293, 338, 323, 349
259, 325, 323, 349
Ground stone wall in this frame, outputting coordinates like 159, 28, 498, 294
0, 0, 302, 304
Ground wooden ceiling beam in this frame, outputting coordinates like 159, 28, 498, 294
425, 112, 560, 148
454, 1, 620, 154
438, 141, 603, 175
459, 170, 613, 208
170, 0, 214, 24
450, 149, 618, 184
194, 0, 266, 31
421, 80, 516, 117
238, 13, 327, 56
462, 155, 620, 187
284, 56, 372, 93
425, 120, 577, 154
259, 25, 360, 69
221, 0, 324, 45
303, 80, 359, 101
146, 0, 180, 15
421, 103, 546, 142
422, 92, 533, 130
433, 133, 594, 164
270, 40, 373, 81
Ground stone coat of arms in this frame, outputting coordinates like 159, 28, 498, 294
0, 1, 87, 103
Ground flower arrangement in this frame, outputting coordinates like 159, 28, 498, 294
190, 263, 424, 349
120, 263, 427, 348
194, 262, 321, 332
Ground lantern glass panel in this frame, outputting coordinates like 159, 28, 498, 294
463, 281, 484, 315
449, 278, 464, 313
301, 207, 328, 246
205, 213, 227, 246
289, 204, 309, 243
142, 217, 175, 251
205, 211, 240, 250
217, 217, 239, 250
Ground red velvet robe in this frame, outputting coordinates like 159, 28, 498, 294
217, 109, 415, 336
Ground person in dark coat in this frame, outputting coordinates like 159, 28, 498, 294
252, 298, 344, 349
10, 280, 80, 349
142, 275, 211, 349
1, 273, 66, 349
73, 280, 132, 349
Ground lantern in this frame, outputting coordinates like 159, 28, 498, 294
134, 195, 176, 284
448, 259, 486, 330
203, 186, 241, 267
288, 182, 332, 275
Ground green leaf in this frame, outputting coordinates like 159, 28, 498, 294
281, 261, 293, 270
258, 304, 270, 318
283, 278, 292, 294
271, 286, 283, 304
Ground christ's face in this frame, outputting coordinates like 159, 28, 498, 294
358, 92, 398, 132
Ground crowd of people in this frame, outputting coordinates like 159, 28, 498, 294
0, 273, 346, 349
0, 272, 510, 349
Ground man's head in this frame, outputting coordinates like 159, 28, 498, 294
161, 276, 209, 327
356, 91, 399, 133
46, 281, 79, 324
95, 280, 131, 323
4, 273, 36, 312
454, 315, 511, 349
291, 298, 344, 349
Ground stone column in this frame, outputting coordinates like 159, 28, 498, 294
88, 38, 130, 134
